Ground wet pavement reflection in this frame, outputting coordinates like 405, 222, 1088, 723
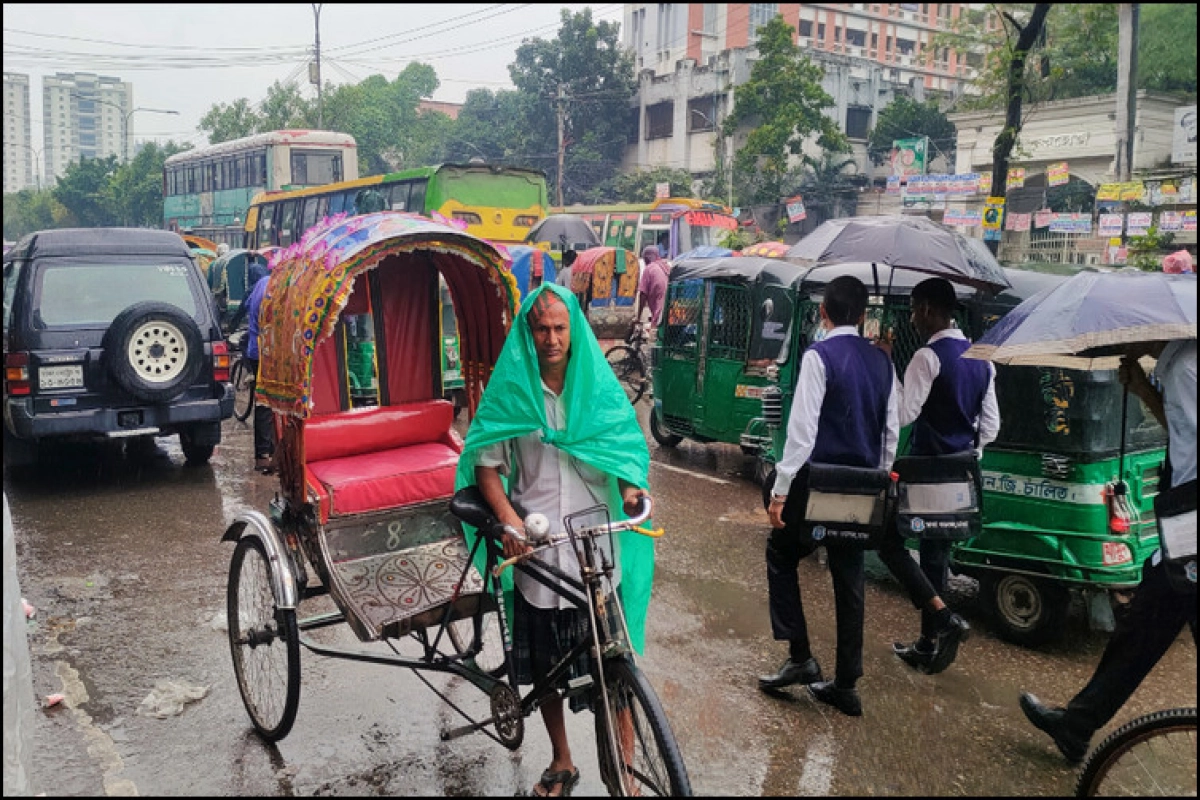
6, 406, 1195, 796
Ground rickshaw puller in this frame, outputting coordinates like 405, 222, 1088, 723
461, 285, 653, 797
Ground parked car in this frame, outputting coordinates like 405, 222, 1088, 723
3, 228, 235, 466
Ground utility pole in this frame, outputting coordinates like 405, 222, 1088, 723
555, 84, 566, 207
1114, 4, 1139, 181
312, 4, 324, 129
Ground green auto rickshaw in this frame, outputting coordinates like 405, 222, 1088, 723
651, 259, 1167, 647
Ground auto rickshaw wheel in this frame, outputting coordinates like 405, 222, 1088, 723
649, 405, 682, 448
980, 572, 1069, 648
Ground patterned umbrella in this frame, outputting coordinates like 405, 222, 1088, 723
742, 240, 790, 258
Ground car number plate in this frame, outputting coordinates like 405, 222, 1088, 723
39, 364, 84, 390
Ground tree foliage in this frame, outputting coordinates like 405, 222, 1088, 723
508, 8, 636, 205
867, 97, 957, 167
3, 188, 72, 241
937, 3, 1196, 114
592, 167, 696, 204
722, 16, 849, 207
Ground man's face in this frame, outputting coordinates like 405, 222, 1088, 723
529, 293, 571, 370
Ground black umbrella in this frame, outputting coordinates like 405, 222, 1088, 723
525, 214, 602, 249
785, 215, 1012, 293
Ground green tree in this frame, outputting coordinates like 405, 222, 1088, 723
111, 141, 191, 227
445, 88, 533, 165
790, 153, 860, 223
722, 16, 849, 207
259, 81, 315, 131
508, 8, 636, 205
1139, 4, 1198, 94
867, 97, 957, 168
198, 98, 261, 144
3, 188, 72, 241
591, 166, 696, 204
52, 155, 121, 228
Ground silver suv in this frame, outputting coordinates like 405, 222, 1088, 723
3, 228, 234, 466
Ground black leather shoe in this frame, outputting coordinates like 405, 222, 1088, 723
758, 657, 823, 690
925, 613, 970, 675
892, 640, 936, 672
1019, 692, 1088, 763
807, 680, 862, 717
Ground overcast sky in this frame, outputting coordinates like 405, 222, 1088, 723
4, 3, 623, 150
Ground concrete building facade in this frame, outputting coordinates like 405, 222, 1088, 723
42, 72, 134, 185
3, 72, 35, 193
621, 3, 986, 187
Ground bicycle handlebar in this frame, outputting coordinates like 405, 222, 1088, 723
493, 496, 661, 577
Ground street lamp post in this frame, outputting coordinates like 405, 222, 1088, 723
10, 141, 45, 190
70, 93, 179, 162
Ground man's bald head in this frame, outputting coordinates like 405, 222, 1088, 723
527, 289, 568, 328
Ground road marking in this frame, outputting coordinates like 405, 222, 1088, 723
650, 461, 732, 485
797, 731, 836, 796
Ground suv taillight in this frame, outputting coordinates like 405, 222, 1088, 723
5, 352, 31, 396
212, 341, 230, 382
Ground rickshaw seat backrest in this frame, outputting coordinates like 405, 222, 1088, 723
304, 401, 459, 463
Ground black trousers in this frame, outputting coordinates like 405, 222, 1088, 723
1063, 557, 1197, 739
768, 469, 865, 687
246, 358, 275, 460
876, 524, 952, 642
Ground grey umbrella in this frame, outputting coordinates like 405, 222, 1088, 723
785, 214, 1012, 293
524, 214, 602, 250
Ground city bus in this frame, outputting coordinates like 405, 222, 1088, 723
163, 129, 358, 247
241, 162, 548, 250
551, 197, 738, 260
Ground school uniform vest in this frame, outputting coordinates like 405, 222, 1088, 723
809, 336, 893, 469
910, 337, 990, 456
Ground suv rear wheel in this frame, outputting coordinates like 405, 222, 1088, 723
179, 429, 216, 466
103, 302, 204, 403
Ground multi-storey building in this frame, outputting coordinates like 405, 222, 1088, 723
620, 3, 988, 191
4, 72, 35, 193
42, 72, 134, 185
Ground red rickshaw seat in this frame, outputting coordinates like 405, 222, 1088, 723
303, 401, 463, 521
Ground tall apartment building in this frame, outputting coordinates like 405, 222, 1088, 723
621, 3, 988, 188
4, 72, 35, 193
43, 72, 135, 185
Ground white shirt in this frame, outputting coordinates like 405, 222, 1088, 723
476, 380, 620, 609
1156, 338, 1197, 488
898, 328, 1000, 456
772, 326, 900, 498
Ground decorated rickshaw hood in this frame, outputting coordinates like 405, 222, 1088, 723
256, 211, 518, 418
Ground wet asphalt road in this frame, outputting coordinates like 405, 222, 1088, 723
5, 401, 1196, 797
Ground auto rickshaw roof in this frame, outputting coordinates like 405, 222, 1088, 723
796, 261, 979, 300
668, 255, 810, 291
256, 211, 518, 419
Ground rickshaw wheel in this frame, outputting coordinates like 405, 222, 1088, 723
227, 536, 301, 741
980, 572, 1069, 648
604, 345, 647, 405
448, 612, 507, 678
490, 683, 524, 751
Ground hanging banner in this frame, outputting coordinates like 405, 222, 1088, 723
1034, 208, 1054, 229
1096, 184, 1121, 202
785, 195, 807, 223
886, 176, 901, 195
944, 209, 982, 227
1005, 212, 1032, 231
1006, 168, 1026, 190
1098, 214, 1125, 236
1159, 211, 1183, 231
978, 173, 993, 194
1183, 210, 1197, 231
1126, 212, 1153, 235
890, 137, 929, 180
1119, 182, 1145, 202
1047, 162, 1070, 187
1049, 213, 1092, 234
655, 182, 671, 199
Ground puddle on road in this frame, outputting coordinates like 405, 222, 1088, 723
658, 571, 770, 642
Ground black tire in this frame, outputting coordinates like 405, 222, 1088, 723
1075, 707, 1196, 797
179, 429, 216, 466
979, 572, 1070, 647
605, 345, 646, 405
227, 536, 301, 742
232, 358, 255, 423
594, 656, 692, 797
649, 405, 682, 447
103, 301, 205, 403
447, 610, 507, 678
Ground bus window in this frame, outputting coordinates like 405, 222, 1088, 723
389, 181, 412, 212
408, 180, 427, 214
256, 204, 276, 248
298, 197, 319, 240
313, 195, 329, 223
278, 200, 299, 247
341, 190, 359, 215
327, 192, 345, 215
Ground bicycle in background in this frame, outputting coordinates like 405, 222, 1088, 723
605, 321, 650, 405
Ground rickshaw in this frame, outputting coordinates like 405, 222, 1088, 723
208, 248, 270, 332
569, 246, 640, 314
506, 244, 558, 298
219, 211, 690, 796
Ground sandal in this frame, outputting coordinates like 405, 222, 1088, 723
531, 766, 580, 797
